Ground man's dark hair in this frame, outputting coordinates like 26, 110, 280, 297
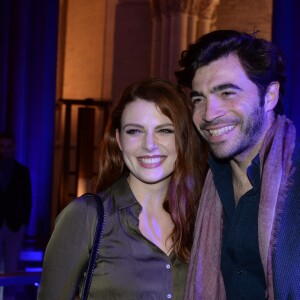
175, 30, 286, 115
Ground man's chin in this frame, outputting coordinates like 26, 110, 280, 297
209, 146, 234, 161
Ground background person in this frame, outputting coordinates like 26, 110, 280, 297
0, 132, 32, 300
38, 78, 208, 299
176, 30, 300, 300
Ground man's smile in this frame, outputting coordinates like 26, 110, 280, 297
206, 124, 237, 136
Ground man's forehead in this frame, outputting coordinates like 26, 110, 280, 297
191, 54, 253, 92
193, 54, 243, 76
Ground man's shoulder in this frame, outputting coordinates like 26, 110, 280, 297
292, 140, 300, 164
287, 140, 300, 200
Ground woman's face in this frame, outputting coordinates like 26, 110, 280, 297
116, 99, 177, 186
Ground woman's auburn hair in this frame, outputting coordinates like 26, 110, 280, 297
95, 78, 208, 263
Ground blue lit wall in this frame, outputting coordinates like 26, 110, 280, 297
272, 0, 300, 134
0, 0, 59, 240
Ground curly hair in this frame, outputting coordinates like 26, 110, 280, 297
175, 30, 286, 115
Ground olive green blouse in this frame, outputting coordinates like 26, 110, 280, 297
38, 175, 188, 299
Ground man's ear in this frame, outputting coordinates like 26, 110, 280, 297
265, 81, 280, 112
115, 129, 122, 151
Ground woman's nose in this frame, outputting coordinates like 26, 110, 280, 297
142, 133, 158, 152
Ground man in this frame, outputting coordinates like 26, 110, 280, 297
175, 30, 300, 299
0, 132, 32, 299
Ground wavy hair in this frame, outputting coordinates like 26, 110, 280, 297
175, 30, 286, 115
95, 78, 208, 262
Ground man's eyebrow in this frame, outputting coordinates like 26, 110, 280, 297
191, 84, 242, 98
190, 91, 204, 98
211, 83, 242, 93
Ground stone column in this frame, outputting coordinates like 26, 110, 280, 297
197, 0, 220, 37
149, 0, 162, 77
149, 0, 219, 81
112, 0, 152, 102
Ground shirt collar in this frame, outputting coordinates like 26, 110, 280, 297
208, 154, 261, 190
109, 173, 140, 210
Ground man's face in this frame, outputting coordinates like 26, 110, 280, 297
191, 54, 274, 161
0, 138, 14, 159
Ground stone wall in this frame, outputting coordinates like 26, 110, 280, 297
216, 0, 272, 40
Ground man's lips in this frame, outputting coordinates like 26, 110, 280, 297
203, 124, 237, 137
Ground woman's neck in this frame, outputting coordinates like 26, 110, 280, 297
127, 174, 174, 254
127, 174, 170, 213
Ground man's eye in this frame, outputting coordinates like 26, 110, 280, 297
192, 97, 204, 105
222, 91, 235, 97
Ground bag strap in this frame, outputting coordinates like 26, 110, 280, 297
81, 193, 105, 300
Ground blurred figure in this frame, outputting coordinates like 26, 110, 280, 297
0, 132, 32, 300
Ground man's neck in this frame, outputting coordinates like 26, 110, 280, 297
230, 160, 254, 204
229, 139, 264, 204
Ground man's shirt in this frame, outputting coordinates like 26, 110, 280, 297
210, 155, 266, 300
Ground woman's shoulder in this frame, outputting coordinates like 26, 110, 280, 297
63, 194, 98, 215
60, 175, 130, 222
54, 194, 103, 232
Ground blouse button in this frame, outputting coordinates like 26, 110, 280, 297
167, 294, 172, 299
166, 264, 171, 269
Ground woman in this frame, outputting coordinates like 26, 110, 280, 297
38, 78, 208, 299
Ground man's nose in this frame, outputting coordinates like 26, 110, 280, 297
203, 97, 225, 122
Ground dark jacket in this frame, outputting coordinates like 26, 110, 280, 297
0, 160, 32, 232
273, 141, 300, 299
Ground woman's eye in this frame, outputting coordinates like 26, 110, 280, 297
126, 129, 142, 135
159, 128, 174, 134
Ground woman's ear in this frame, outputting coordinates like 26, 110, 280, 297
115, 129, 122, 151
265, 81, 280, 112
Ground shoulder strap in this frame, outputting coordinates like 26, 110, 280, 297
81, 193, 105, 300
